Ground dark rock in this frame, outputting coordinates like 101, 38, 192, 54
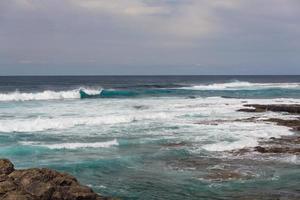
1, 191, 37, 200
238, 104, 300, 114
254, 146, 267, 153
0, 159, 115, 200
265, 136, 300, 145
254, 146, 300, 154
264, 118, 300, 130
0, 180, 17, 194
0, 159, 14, 175
234, 104, 300, 156
187, 96, 196, 99
237, 108, 265, 113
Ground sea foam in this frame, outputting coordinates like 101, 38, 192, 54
180, 81, 300, 90
0, 112, 170, 133
20, 139, 118, 149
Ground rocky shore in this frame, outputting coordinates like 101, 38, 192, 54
238, 104, 300, 154
0, 159, 113, 200
238, 104, 300, 114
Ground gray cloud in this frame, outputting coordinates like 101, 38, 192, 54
0, 0, 299, 75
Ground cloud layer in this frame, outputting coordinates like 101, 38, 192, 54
0, 0, 299, 75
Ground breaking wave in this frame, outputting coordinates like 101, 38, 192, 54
0, 88, 101, 102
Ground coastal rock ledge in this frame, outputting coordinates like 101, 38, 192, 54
0, 159, 114, 200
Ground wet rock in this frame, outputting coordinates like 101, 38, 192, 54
254, 146, 300, 154
254, 146, 267, 153
238, 104, 300, 114
204, 169, 253, 181
230, 148, 252, 156
237, 108, 265, 113
0, 159, 115, 200
264, 118, 300, 131
194, 119, 229, 125
265, 136, 300, 145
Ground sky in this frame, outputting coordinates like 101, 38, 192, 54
0, 0, 299, 75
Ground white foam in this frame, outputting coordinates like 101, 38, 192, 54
202, 138, 259, 152
0, 87, 101, 102
200, 122, 294, 152
0, 112, 170, 133
80, 88, 101, 95
278, 155, 300, 164
20, 139, 118, 149
1, 96, 298, 153
0, 116, 129, 132
180, 81, 300, 90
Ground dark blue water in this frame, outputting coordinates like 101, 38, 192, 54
1, 75, 300, 89
0, 76, 300, 99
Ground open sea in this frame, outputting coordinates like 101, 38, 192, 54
0, 75, 300, 200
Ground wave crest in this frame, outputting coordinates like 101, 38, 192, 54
0, 88, 101, 102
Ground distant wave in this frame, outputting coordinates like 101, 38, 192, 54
180, 81, 300, 91
0, 87, 101, 102
19, 139, 118, 149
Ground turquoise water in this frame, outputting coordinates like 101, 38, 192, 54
0, 76, 300, 199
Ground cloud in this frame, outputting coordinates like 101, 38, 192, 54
70, 0, 170, 16
66, 0, 241, 38
0, 0, 299, 75
2, 0, 241, 38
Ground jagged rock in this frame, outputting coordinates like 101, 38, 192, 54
0, 159, 115, 200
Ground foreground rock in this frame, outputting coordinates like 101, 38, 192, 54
0, 159, 114, 200
238, 104, 300, 114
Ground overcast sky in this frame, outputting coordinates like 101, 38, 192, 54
0, 0, 299, 75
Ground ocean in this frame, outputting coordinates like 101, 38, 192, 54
0, 76, 299, 199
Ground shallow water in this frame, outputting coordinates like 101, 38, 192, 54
0, 76, 299, 199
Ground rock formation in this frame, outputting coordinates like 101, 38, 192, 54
238, 104, 300, 114
0, 159, 114, 200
